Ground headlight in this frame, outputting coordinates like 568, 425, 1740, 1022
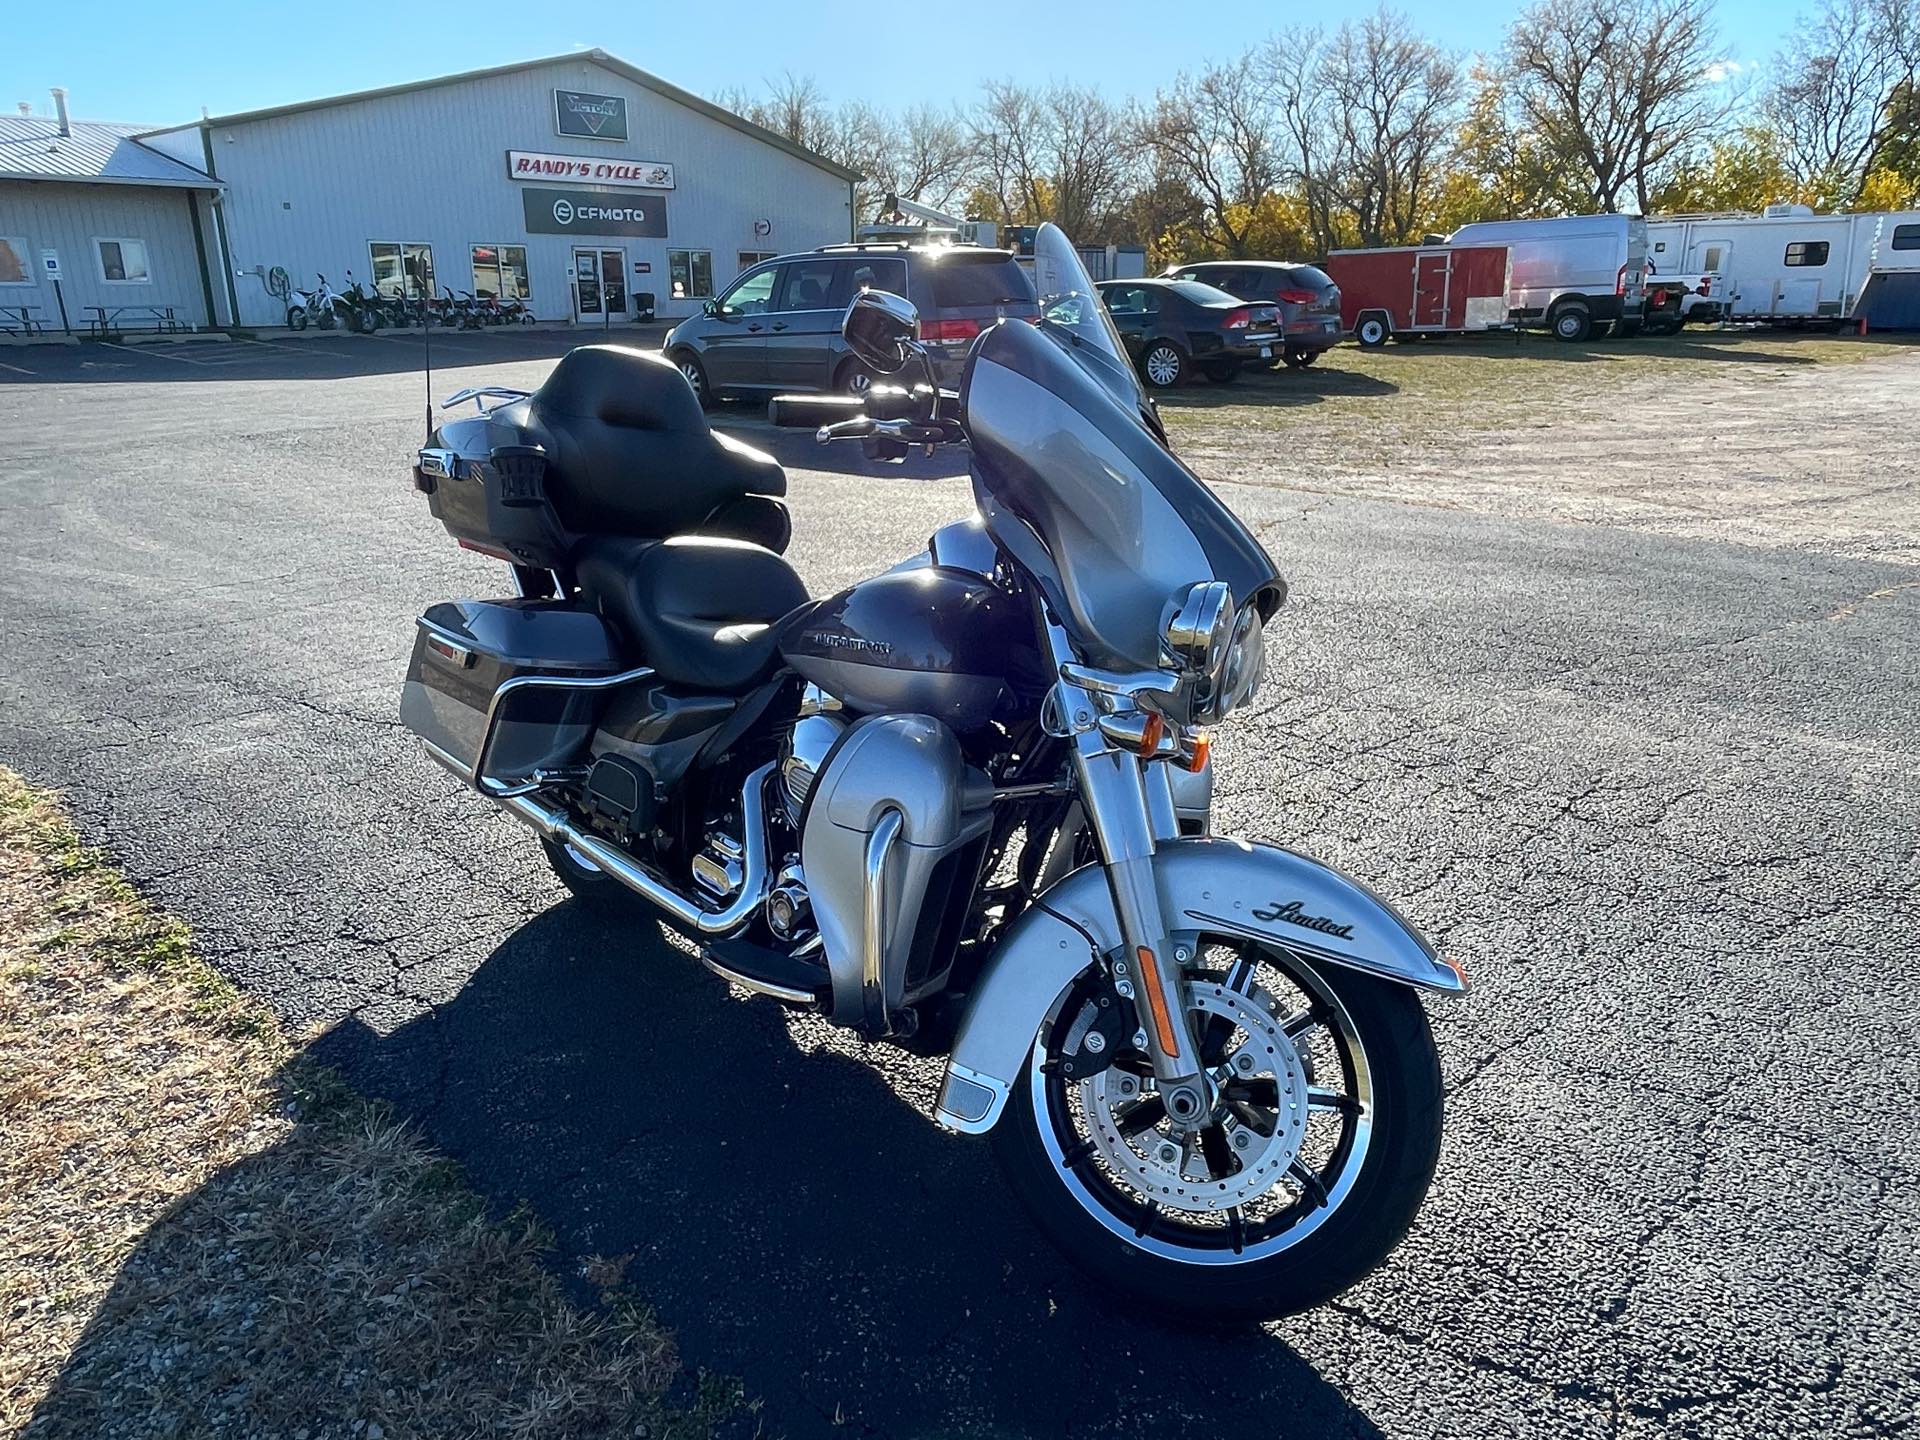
1163, 581, 1264, 726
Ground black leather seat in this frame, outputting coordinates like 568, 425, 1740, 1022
512, 345, 791, 552
574, 536, 808, 694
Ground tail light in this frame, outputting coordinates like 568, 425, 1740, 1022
920, 317, 982, 344
1698, 278, 1712, 296
1616, 264, 1629, 295
1274, 288, 1318, 305
1223, 308, 1253, 329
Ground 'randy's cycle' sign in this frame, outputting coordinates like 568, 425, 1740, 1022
554, 89, 628, 141
507, 150, 674, 189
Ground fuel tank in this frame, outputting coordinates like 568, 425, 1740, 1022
776, 568, 1046, 731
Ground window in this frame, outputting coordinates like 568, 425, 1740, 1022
471, 244, 529, 301
0, 237, 30, 286
718, 266, 778, 316
1785, 241, 1830, 267
1702, 244, 1725, 272
1892, 224, 1920, 252
847, 257, 906, 295
737, 250, 777, 268
95, 238, 150, 284
776, 260, 840, 312
369, 241, 435, 298
669, 249, 713, 300
928, 255, 1032, 307
1101, 285, 1155, 316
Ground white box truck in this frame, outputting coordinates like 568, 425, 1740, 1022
1645, 205, 1920, 324
1445, 213, 1649, 341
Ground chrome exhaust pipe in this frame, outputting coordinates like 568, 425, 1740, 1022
470, 756, 775, 936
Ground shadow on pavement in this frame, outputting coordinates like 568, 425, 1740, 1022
1373, 328, 1920, 366
305, 900, 1384, 1439
1155, 363, 1400, 413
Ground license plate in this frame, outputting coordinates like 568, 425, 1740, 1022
1258, 344, 1272, 358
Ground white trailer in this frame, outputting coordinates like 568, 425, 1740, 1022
1645, 204, 1920, 323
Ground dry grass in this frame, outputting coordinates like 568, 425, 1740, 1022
1157, 327, 1920, 464
0, 767, 743, 1439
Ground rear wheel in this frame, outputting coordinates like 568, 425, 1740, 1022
543, 838, 643, 914
1202, 360, 1241, 384
1140, 342, 1186, 388
1355, 315, 1389, 348
1283, 345, 1318, 368
992, 940, 1443, 1322
1550, 302, 1592, 342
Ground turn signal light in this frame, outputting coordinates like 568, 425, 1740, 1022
1096, 711, 1164, 756
1181, 731, 1211, 773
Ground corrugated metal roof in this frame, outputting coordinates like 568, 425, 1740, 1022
171, 50, 861, 184
0, 116, 219, 189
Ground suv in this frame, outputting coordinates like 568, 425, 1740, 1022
664, 243, 1036, 406
1161, 260, 1344, 367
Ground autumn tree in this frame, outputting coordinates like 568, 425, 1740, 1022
1768, 0, 1920, 204
1504, 0, 1735, 211
1141, 57, 1285, 255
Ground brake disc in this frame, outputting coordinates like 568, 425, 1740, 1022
1078, 978, 1309, 1214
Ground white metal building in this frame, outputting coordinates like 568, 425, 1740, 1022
0, 91, 224, 336
12, 52, 857, 334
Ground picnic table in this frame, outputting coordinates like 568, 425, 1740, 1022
85, 305, 190, 337
0, 303, 47, 337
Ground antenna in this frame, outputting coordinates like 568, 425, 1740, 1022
419, 258, 433, 442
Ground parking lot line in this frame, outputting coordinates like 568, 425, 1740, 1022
102, 342, 212, 366
0, 360, 34, 375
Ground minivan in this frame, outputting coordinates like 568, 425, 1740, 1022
664, 243, 1037, 405
1446, 213, 1649, 341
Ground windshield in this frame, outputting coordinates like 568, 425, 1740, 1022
1031, 223, 1151, 416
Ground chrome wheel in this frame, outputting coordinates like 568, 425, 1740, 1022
1028, 941, 1374, 1264
676, 357, 707, 403
842, 364, 874, 396
1142, 344, 1183, 388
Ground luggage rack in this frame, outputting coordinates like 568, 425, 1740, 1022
440, 385, 532, 416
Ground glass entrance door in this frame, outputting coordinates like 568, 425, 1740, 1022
573, 248, 628, 322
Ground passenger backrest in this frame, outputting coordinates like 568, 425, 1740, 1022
527, 345, 786, 543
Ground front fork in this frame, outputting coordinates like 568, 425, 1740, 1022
1048, 631, 1214, 1128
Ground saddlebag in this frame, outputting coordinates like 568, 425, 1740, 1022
400, 599, 623, 786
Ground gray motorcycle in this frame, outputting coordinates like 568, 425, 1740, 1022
399, 224, 1464, 1321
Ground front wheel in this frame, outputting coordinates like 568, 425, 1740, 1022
1140, 342, 1185, 388
992, 940, 1442, 1323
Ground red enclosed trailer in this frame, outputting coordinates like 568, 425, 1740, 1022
1324, 244, 1512, 347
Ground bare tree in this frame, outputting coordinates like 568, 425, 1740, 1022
970, 79, 1049, 227
1318, 11, 1463, 243
1037, 87, 1134, 238
1267, 28, 1349, 252
1504, 0, 1734, 211
1141, 57, 1283, 254
888, 104, 974, 212
719, 71, 835, 153
1768, 0, 1920, 201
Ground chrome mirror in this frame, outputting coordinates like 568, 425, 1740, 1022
842, 289, 921, 374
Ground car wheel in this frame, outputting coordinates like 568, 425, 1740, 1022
674, 352, 712, 409
1141, 342, 1185, 388
1284, 346, 1318, 368
837, 359, 878, 397
1355, 316, 1389, 348
1551, 303, 1592, 342
1203, 361, 1240, 384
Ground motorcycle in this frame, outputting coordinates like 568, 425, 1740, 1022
286, 272, 346, 331
398, 223, 1462, 1321
339, 271, 385, 334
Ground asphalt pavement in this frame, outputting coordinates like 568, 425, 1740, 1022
1, 332, 1915, 1438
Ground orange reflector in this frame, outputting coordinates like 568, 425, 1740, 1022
1134, 946, 1182, 1060
1182, 731, 1211, 773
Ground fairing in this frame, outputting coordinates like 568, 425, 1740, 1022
962, 315, 1285, 672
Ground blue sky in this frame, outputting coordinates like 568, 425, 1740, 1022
9, 0, 1800, 128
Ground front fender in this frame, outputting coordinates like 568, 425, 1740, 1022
934, 836, 1463, 1134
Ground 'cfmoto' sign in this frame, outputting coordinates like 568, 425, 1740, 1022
522, 187, 668, 238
